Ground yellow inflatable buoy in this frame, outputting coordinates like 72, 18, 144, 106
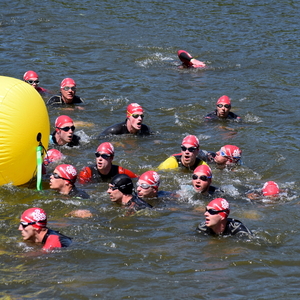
0, 76, 49, 186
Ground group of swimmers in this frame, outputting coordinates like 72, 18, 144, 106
18, 50, 281, 251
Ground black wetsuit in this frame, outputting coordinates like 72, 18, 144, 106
46, 94, 84, 106
205, 110, 241, 121
125, 195, 152, 211
78, 164, 137, 183
68, 186, 90, 199
42, 228, 72, 250
50, 131, 80, 147
196, 218, 252, 237
99, 120, 151, 137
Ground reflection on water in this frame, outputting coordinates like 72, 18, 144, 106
1, 0, 300, 298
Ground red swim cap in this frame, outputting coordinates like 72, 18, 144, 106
216, 95, 231, 105
60, 78, 76, 88
96, 142, 115, 156
177, 50, 193, 67
262, 181, 280, 196
21, 207, 47, 229
55, 164, 77, 183
44, 149, 63, 166
208, 198, 230, 218
127, 103, 144, 117
194, 165, 212, 177
220, 145, 242, 163
55, 115, 74, 128
139, 171, 160, 189
23, 70, 39, 81
182, 135, 199, 148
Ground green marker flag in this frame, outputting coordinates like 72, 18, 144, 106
36, 145, 43, 191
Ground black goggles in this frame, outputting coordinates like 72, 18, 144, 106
95, 153, 111, 159
26, 80, 39, 84
20, 221, 36, 228
217, 104, 231, 108
205, 208, 228, 215
62, 86, 76, 91
192, 174, 212, 181
52, 173, 70, 181
181, 146, 198, 152
57, 126, 75, 132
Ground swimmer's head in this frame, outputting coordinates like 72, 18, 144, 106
219, 145, 242, 164
207, 198, 230, 218
177, 50, 193, 67
23, 70, 39, 81
96, 142, 114, 157
55, 164, 77, 184
60, 78, 76, 89
262, 181, 280, 196
110, 174, 133, 195
216, 95, 231, 106
44, 149, 63, 166
55, 115, 74, 129
20, 207, 47, 229
126, 103, 144, 118
181, 135, 200, 148
193, 165, 212, 178
138, 171, 160, 189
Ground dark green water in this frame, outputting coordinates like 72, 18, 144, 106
0, 0, 300, 299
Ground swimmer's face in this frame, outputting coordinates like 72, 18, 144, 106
18, 219, 37, 242
214, 150, 229, 166
180, 143, 199, 167
216, 103, 231, 118
49, 169, 68, 191
56, 122, 74, 145
136, 180, 157, 198
61, 85, 76, 103
96, 153, 113, 172
192, 172, 211, 194
127, 113, 144, 133
26, 76, 39, 90
107, 184, 123, 203
204, 206, 223, 228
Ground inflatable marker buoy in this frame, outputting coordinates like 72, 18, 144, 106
0, 76, 49, 186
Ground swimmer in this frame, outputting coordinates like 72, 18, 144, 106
205, 95, 241, 121
23, 70, 50, 96
49, 164, 89, 199
79, 142, 138, 184
157, 135, 207, 171
99, 103, 151, 137
196, 198, 252, 237
43, 149, 64, 166
107, 174, 152, 212
46, 78, 84, 106
246, 181, 281, 201
199, 145, 242, 170
18, 207, 72, 250
177, 50, 206, 68
49, 115, 80, 147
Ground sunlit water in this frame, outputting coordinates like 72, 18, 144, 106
0, 0, 300, 299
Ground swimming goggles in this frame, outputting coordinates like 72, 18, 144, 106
62, 86, 76, 91
136, 182, 156, 189
52, 173, 70, 181
129, 113, 144, 119
217, 104, 230, 108
205, 208, 228, 215
181, 146, 198, 152
20, 221, 37, 228
192, 174, 211, 181
57, 126, 75, 132
26, 80, 39, 85
95, 153, 111, 159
